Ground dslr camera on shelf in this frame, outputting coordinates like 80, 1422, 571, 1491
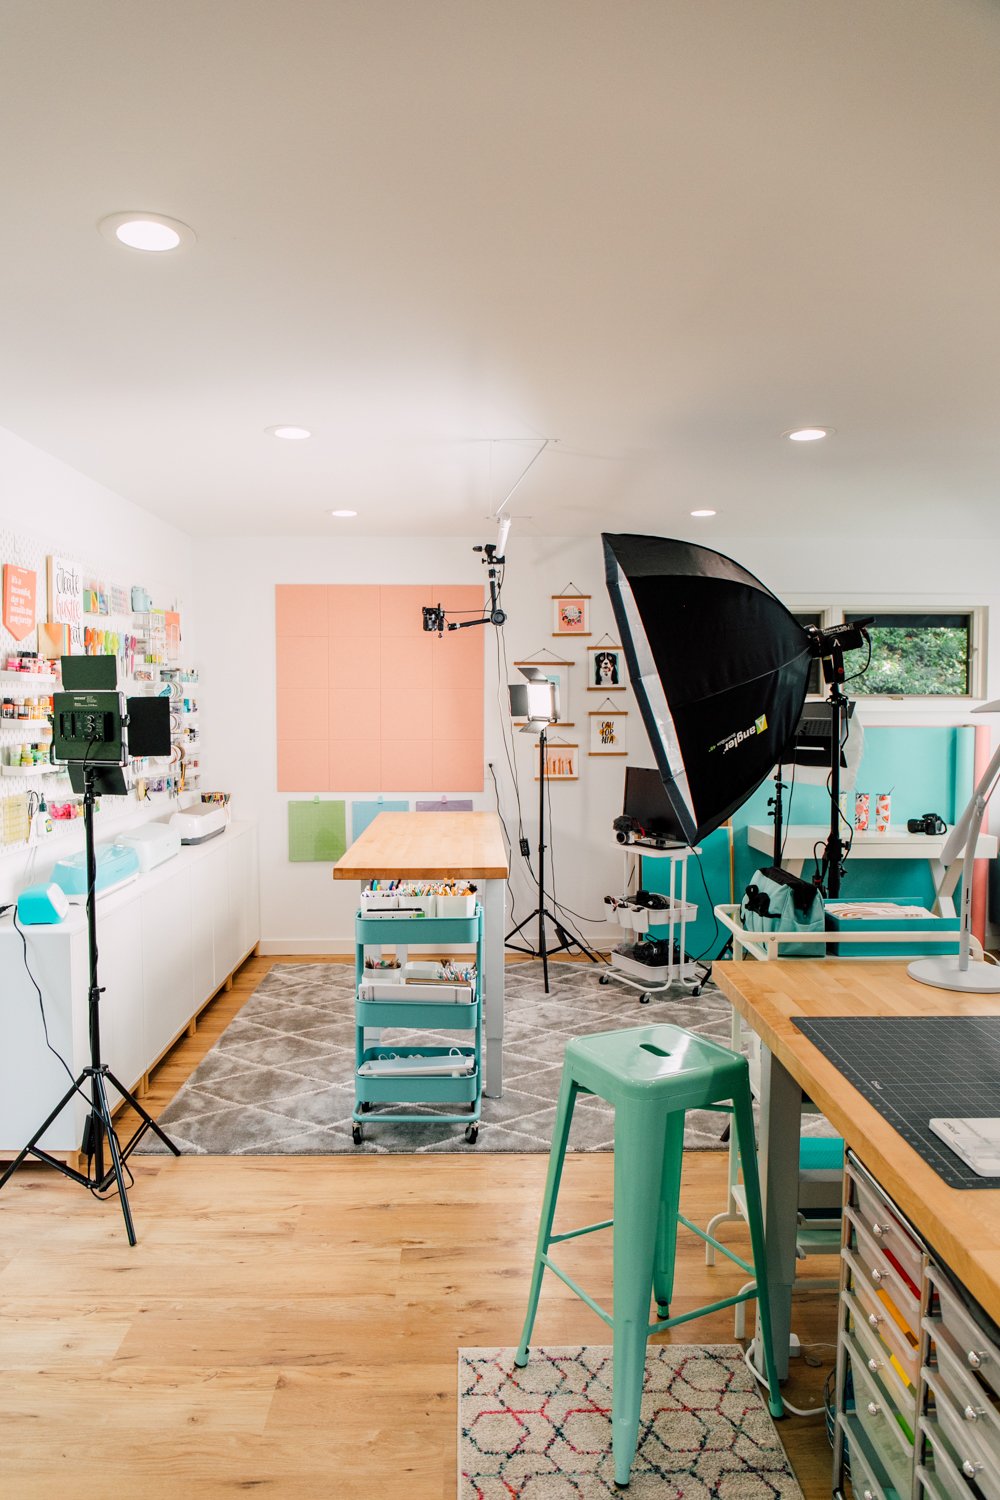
906, 812, 948, 835
613, 815, 674, 849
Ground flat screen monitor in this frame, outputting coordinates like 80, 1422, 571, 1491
623, 766, 689, 845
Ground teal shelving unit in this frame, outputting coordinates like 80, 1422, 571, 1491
351, 905, 483, 1144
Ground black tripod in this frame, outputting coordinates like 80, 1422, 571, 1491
0, 763, 179, 1244
505, 725, 601, 992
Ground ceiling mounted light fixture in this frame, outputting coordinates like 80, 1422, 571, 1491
690, 509, 717, 518
267, 425, 312, 440
98, 211, 195, 252
784, 427, 834, 442
330, 509, 357, 518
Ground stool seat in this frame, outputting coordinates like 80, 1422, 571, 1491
515, 1020, 783, 1488
566, 1023, 746, 1109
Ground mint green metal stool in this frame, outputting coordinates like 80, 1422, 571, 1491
515, 1023, 784, 1488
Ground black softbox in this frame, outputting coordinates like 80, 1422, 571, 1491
603, 533, 813, 845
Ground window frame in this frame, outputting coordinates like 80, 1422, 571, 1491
784, 601, 988, 709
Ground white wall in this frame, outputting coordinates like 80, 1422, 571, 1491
0, 425, 195, 904
195, 526, 1000, 953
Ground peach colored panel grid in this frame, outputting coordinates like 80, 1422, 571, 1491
275, 583, 484, 792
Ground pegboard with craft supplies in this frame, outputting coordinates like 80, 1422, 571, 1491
0, 522, 197, 853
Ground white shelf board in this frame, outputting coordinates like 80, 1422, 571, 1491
0, 671, 57, 688
0, 721, 51, 734
1, 763, 60, 778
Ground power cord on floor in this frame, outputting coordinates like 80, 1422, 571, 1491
743, 1340, 826, 1417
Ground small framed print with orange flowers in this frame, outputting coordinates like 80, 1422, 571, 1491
551, 593, 590, 637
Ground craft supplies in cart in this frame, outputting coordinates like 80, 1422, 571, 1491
351, 900, 484, 1144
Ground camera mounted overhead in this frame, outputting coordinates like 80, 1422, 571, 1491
422, 534, 508, 635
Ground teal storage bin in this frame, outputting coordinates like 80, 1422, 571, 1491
355, 1046, 479, 1105
824, 898, 960, 958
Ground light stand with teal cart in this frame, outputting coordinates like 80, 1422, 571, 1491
352, 905, 483, 1144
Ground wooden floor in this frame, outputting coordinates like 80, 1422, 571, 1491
0, 955, 841, 1499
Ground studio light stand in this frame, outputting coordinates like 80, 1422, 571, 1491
806, 619, 873, 899
505, 669, 601, 992
0, 658, 179, 1244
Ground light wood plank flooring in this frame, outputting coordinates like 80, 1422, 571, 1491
0, 955, 840, 1499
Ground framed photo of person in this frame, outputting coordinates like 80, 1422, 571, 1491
587, 644, 626, 691
551, 593, 590, 637
588, 707, 628, 756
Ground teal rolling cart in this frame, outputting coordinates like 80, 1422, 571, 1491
351, 905, 483, 1145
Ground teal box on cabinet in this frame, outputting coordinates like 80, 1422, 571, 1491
824, 898, 960, 958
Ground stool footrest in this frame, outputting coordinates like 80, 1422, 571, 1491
549, 1218, 614, 1246
648, 1285, 759, 1336
677, 1212, 754, 1276
541, 1253, 614, 1328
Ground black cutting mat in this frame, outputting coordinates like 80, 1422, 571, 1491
793, 1016, 1000, 1190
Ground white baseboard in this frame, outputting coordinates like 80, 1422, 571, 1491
259, 938, 354, 956
260, 932, 614, 958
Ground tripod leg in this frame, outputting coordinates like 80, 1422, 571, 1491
0, 1075, 89, 1190
505, 910, 540, 949
92, 1073, 137, 1247
104, 1070, 181, 1158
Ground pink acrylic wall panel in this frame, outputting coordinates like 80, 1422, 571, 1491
275, 583, 484, 792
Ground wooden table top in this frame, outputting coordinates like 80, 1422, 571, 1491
333, 811, 509, 881
714, 958, 1000, 1323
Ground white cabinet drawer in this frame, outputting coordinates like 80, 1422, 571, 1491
843, 1291, 917, 1418
923, 1366, 1000, 1500
931, 1264, 1000, 1402
845, 1331, 914, 1499
849, 1164, 923, 1293
846, 1259, 921, 1387
843, 1211, 920, 1331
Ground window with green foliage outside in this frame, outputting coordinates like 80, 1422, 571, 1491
846, 613, 972, 696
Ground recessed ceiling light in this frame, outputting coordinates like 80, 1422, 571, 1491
267, 425, 312, 441
98, 211, 195, 252
784, 427, 834, 442
690, 509, 717, 518
330, 509, 357, 518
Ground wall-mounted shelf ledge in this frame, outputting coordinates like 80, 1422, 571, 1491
0, 671, 58, 688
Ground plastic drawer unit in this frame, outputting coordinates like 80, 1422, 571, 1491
833, 1155, 923, 1500
351, 905, 484, 1145
832, 1152, 1000, 1500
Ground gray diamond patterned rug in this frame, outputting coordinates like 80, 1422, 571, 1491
459, 1344, 803, 1497
139, 960, 740, 1155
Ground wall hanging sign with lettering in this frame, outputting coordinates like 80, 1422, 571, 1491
588, 700, 629, 756
3, 563, 37, 641
46, 554, 84, 651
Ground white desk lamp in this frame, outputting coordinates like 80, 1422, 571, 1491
909, 699, 1000, 994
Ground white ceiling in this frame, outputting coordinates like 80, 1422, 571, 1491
1, 0, 999, 539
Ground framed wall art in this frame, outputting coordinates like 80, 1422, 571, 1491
533, 739, 579, 781
587, 643, 626, 691
588, 703, 628, 756
551, 590, 590, 637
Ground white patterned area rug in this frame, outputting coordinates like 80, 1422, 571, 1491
139, 960, 743, 1155
459, 1345, 803, 1499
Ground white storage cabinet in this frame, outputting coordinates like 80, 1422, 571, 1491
0, 819, 259, 1154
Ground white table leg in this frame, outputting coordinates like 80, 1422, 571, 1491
482, 877, 505, 1098
755, 1043, 802, 1383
